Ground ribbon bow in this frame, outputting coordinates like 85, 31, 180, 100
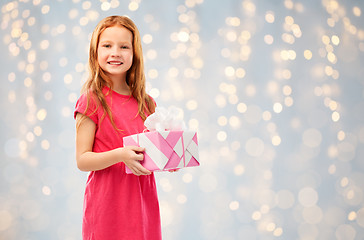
144, 106, 187, 131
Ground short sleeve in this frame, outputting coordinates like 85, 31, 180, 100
74, 92, 99, 125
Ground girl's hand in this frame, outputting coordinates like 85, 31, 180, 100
120, 146, 151, 176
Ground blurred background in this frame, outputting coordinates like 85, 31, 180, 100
1, 0, 364, 239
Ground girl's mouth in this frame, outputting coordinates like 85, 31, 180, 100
108, 61, 122, 65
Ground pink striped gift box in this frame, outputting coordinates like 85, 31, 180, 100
123, 130, 199, 174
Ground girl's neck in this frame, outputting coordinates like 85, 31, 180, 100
109, 75, 131, 95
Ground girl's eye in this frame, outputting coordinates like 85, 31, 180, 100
121, 46, 129, 49
103, 44, 111, 48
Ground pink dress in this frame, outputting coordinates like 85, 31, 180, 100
74, 87, 161, 240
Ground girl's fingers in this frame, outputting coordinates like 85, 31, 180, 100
130, 162, 150, 176
134, 152, 144, 161
138, 166, 151, 175
126, 146, 144, 161
129, 146, 145, 153
133, 168, 142, 176
122, 147, 150, 175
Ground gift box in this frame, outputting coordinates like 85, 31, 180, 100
123, 107, 199, 174
123, 130, 199, 173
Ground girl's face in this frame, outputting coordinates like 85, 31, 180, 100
97, 26, 133, 81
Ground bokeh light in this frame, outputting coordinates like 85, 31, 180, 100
1, 0, 364, 239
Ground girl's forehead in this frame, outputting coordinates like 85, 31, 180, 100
103, 25, 131, 34
99, 25, 133, 41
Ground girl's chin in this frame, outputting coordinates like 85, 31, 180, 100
105, 72, 127, 79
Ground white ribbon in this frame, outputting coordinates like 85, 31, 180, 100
144, 106, 187, 131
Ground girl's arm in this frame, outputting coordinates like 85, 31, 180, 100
75, 113, 151, 176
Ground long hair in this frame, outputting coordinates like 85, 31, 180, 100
77, 15, 155, 131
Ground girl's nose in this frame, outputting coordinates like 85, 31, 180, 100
111, 47, 120, 57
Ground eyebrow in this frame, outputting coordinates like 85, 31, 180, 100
99, 40, 132, 45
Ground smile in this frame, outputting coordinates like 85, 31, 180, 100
107, 61, 123, 65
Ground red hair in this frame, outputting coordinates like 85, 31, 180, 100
78, 15, 155, 130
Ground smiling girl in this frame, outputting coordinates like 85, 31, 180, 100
74, 16, 161, 240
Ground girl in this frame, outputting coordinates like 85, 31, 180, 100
74, 16, 161, 240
